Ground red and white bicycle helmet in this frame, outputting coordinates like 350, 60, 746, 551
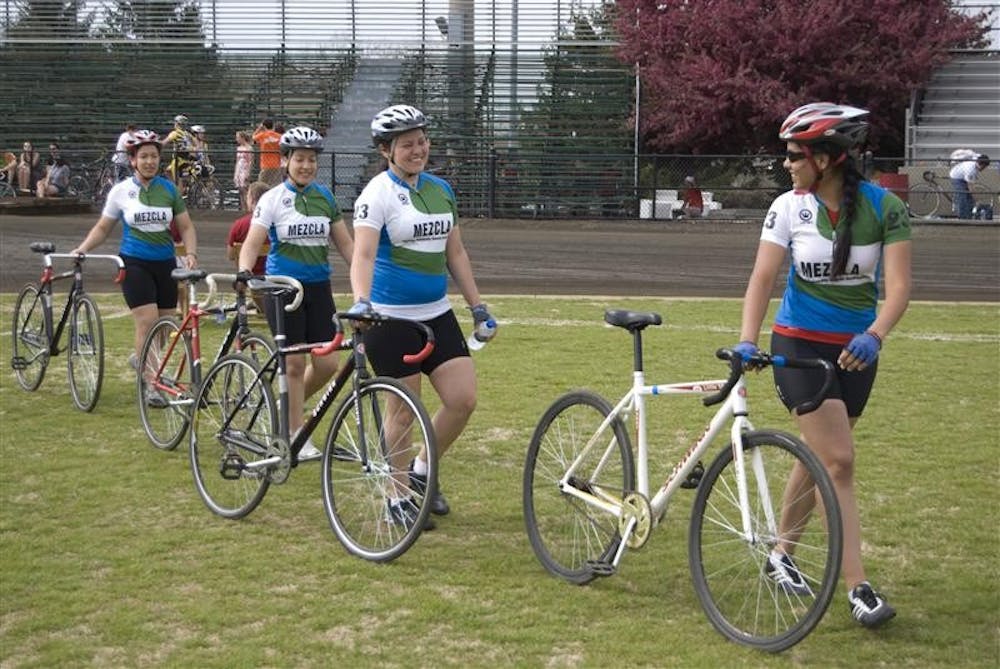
279, 126, 324, 155
125, 129, 161, 154
779, 102, 870, 149
371, 104, 428, 144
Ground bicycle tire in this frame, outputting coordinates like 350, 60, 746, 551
190, 353, 276, 519
321, 376, 438, 562
11, 283, 50, 391
67, 294, 105, 412
907, 183, 940, 218
138, 317, 193, 450
523, 390, 635, 585
688, 430, 843, 652
67, 174, 91, 198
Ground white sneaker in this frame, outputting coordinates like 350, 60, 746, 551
297, 438, 322, 462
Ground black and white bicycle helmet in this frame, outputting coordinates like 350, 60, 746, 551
779, 102, 869, 149
173, 114, 189, 126
125, 129, 161, 154
371, 105, 428, 144
279, 126, 324, 155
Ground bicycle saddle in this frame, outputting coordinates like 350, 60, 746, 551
30, 242, 56, 254
604, 309, 663, 331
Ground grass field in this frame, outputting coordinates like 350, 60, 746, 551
1, 293, 997, 668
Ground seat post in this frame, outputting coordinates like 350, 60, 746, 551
632, 327, 644, 373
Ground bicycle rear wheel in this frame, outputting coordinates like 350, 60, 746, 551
688, 430, 842, 652
322, 376, 437, 562
138, 317, 193, 450
523, 390, 635, 584
67, 294, 104, 412
67, 174, 91, 198
907, 183, 940, 218
190, 354, 276, 519
11, 283, 50, 391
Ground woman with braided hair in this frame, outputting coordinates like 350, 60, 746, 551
732, 102, 911, 629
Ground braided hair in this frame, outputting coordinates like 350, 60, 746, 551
812, 141, 864, 277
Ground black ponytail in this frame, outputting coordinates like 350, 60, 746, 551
830, 153, 864, 277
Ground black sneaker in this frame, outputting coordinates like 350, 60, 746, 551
385, 497, 435, 531
765, 551, 813, 596
848, 581, 896, 628
408, 460, 450, 516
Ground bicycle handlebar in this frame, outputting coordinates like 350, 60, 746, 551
204, 273, 304, 312
703, 348, 835, 414
31, 243, 126, 283
335, 311, 437, 364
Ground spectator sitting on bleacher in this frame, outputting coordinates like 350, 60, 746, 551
1, 150, 16, 187
16, 141, 40, 194
681, 175, 704, 218
36, 156, 71, 199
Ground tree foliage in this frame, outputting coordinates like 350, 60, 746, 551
614, 0, 990, 155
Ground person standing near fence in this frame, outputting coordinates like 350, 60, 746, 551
253, 118, 283, 187
70, 130, 198, 406
237, 127, 353, 460
733, 102, 911, 629
948, 150, 990, 219
233, 131, 254, 210
348, 104, 496, 527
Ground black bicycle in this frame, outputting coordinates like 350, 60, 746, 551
67, 152, 115, 206
189, 278, 439, 562
11, 242, 125, 412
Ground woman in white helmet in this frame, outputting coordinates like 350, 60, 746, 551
237, 126, 354, 461
734, 102, 911, 629
348, 104, 495, 529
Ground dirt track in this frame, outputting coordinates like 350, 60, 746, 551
1, 210, 997, 302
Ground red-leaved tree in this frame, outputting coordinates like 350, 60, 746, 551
614, 0, 989, 155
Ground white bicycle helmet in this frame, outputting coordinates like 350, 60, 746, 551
779, 102, 869, 149
371, 104, 428, 144
279, 126, 324, 155
125, 129, 161, 154
173, 114, 189, 126
191, 125, 205, 134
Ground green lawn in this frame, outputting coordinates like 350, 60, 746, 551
1, 294, 997, 668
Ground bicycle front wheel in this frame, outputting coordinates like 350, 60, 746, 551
67, 294, 105, 412
689, 430, 843, 652
138, 317, 193, 450
523, 390, 635, 585
907, 183, 940, 218
11, 283, 50, 391
190, 354, 276, 519
322, 376, 437, 562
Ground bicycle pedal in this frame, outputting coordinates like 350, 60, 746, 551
219, 453, 245, 480
10, 356, 27, 370
585, 560, 616, 577
680, 461, 705, 489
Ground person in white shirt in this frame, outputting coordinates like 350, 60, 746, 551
113, 123, 137, 181
948, 151, 990, 219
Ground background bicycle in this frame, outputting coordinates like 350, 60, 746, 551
183, 162, 221, 210
189, 279, 439, 563
10, 242, 124, 412
137, 271, 298, 451
907, 170, 996, 219
523, 309, 842, 652
67, 152, 115, 206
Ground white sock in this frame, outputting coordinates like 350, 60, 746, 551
412, 456, 428, 476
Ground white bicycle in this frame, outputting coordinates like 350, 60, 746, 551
523, 309, 843, 652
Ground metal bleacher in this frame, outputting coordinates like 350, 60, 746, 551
906, 50, 1000, 163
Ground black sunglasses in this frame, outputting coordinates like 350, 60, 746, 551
785, 151, 808, 163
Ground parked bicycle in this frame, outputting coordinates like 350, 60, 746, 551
0, 173, 16, 200
907, 170, 995, 219
188, 277, 439, 563
67, 152, 115, 206
523, 309, 842, 652
184, 162, 221, 210
137, 271, 300, 451
11, 242, 124, 412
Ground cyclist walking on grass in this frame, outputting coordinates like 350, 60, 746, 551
237, 126, 353, 461
348, 104, 496, 529
71, 130, 198, 407
733, 103, 911, 629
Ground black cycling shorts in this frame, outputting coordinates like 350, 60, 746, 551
771, 331, 877, 418
364, 309, 469, 378
262, 281, 336, 346
120, 255, 178, 310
